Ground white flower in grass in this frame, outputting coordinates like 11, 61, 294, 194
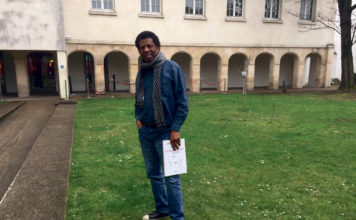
260, 160, 265, 164
219, 135, 229, 139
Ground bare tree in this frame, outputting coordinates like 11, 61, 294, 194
338, 0, 355, 90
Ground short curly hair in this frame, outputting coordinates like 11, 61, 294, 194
135, 31, 161, 49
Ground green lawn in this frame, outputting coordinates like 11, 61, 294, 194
66, 92, 356, 219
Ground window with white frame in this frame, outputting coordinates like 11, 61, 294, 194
227, 0, 243, 17
264, 0, 280, 19
92, 0, 114, 10
300, 0, 314, 20
141, 0, 161, 13
185, 0, 204, 15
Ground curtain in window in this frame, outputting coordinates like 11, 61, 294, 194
300, 0, 313, 20
227, 0, 243, 17
141, 0, 149, 12
265, 0, 271, 18
92, 0, 101, 9
152, 0, 160, 13
265, 0, 279, 18
103, 0, 113, 9
195, 0, 203, 15
271, 0, 279, 18
185, 0, 193, 14
235, 0, 243, 17
227, 0, 234, 16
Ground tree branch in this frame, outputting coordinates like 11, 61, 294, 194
351, 4, 356, 12
352, 24, 356, 45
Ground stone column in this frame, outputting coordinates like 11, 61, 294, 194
191, 62, 200, 93
269, 62, 279, 90
219, 63, 228, 92
13, 52, 30, 97
246, 63, 255, 90
323, 44, 334, 88
293, 61, 305, 88
129, 63, 138, 94
314, 57, 323, 88
94, 64, 105, 94
56, 51, 69, 99
291, 56, 299, 88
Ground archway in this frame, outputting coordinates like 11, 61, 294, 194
200, 53, 221, 90
0, 51, 17, 96
104, 51, 130, 92
255, 53, 274, 88
279, 53, 298, 88
303, 53, 321, 87
68, 51, 95, 92
171, 52, 192, 91
27, 52, 58, 94
228, 53, 248, 89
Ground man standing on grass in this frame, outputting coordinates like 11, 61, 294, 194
134, 31, 189, 220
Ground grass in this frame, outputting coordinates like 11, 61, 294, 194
66, 92, 356, 219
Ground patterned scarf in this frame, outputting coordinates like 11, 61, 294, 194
135, 51, 166, 128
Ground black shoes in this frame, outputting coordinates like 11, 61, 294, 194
142, 210, 170, 220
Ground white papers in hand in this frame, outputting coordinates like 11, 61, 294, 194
162, 139, 187, 177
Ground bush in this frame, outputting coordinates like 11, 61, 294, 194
331, 78, 341, 85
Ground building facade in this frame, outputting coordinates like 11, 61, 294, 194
0, 0, 337, 98
0, 0, 68, 98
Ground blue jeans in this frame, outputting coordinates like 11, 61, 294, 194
138, 126, 184, 220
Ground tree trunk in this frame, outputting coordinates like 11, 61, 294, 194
338, 0, 355, 90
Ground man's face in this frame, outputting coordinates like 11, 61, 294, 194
138, 38, 160, 63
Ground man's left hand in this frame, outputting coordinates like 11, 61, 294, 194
170, 130, 181, 151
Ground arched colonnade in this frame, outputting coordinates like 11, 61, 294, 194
66, 44, 334, 94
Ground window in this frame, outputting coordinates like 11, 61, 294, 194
300, 0, 314, 20
185, 0, 204, 15
227, 0, 243, 17
92, 0, 114, 10
141, 0, 161, 13
264, 0, 280, 19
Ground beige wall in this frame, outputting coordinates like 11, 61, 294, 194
64, 0, 336, 94
63, 0, 336, 47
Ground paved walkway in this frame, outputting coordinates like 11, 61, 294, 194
0, 99, 76, 220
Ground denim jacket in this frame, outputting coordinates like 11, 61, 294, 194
135, 60, 189, 132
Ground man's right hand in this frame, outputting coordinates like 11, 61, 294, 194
136, 120, 143, 129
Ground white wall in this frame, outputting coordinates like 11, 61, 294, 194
333, 30, 342, 80
68, 52, 86, 92
306, 55, 320, 87
0, 0, 65, 50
